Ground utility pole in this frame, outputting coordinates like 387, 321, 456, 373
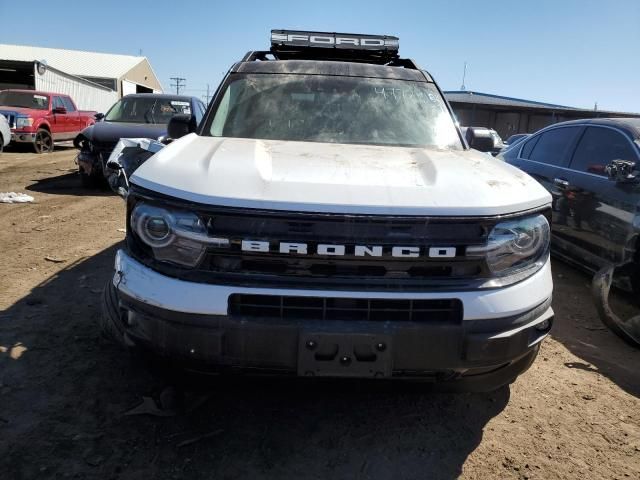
203, 84, 212, 104
170, 77, 186, 95
460, 62, 467, 91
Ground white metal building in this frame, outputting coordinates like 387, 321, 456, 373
0, 44, 163, 112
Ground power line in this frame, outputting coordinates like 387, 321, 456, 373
170, 77, 186, 95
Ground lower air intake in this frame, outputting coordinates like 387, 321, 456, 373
229, 294, 463, 323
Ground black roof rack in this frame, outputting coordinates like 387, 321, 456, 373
241, 51, 273, 62
271, 29, 399, 64
240, 30, 417, 69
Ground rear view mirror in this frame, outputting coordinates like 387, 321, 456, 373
94, 112, 105, 121
167, 114, 197, 140
605, 159, 638, 183
52, 106, 67, 114
465, 127, 495, 153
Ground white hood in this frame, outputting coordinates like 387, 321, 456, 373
130, 134, 551, 216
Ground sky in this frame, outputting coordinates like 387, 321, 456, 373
1, 0, 639, 112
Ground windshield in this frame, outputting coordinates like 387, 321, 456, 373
0, 91, 49, 110
207, 74, 462, 149
104, 97, 192, 124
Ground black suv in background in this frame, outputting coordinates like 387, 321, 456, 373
74, 94, 206, 187
498, 118, 640, 297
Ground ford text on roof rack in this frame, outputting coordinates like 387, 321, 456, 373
270, 30, 399, 50
102, 30, 554, 391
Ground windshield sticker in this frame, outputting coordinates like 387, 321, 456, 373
162, 102, 191, 115
373, 87, 438, 104
34, 95, 48, 101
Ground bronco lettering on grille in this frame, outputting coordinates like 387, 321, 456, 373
240, 240, 458, 258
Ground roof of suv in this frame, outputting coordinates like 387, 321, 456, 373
232, 59, 431, 82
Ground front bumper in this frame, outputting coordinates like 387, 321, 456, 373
107, 250, 554, 390
76, 151, 102, 176
11, 131, 36, 143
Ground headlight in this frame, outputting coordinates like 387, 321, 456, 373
16, 117, 34, 128
130, 203, 225, 267
468, 213, 550, 279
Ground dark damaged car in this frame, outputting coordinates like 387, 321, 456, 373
74, 93, 206, 187
499, 118, 640, 345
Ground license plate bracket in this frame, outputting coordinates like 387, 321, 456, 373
297, 332, 393, 378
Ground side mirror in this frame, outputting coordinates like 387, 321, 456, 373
52, 106, 67, 114
605, 159, 638, 183
94, 112, 105, 121
465, 127, 495, 153
167, 114, 196, 140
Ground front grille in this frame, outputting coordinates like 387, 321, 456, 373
5, 114, 16, 129
229, 294, 463, 323
206, 255, 481, 279
206, 212, 486, 241
128, 189, 505, 290
199, 210, 489, 288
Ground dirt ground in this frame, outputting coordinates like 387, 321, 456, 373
0, 147, 639, 480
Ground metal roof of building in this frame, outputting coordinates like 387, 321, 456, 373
444, 90, 640, 117
0, 44, 145, 79
444, 90, 578, 110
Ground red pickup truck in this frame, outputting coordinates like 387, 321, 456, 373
0, 90, 97, 153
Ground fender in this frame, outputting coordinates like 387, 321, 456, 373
34, 119, 51, 132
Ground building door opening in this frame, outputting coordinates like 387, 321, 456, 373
0, 60, 36, 90
135, 84, 153, 94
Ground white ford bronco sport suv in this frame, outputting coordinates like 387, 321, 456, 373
103, 30, 554, 391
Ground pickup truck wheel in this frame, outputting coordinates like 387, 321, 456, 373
33, 129, 53, 154
0, 134, 4, 153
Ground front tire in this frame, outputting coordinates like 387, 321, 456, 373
33, 128, 53, 154
101, 278, 127, 347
